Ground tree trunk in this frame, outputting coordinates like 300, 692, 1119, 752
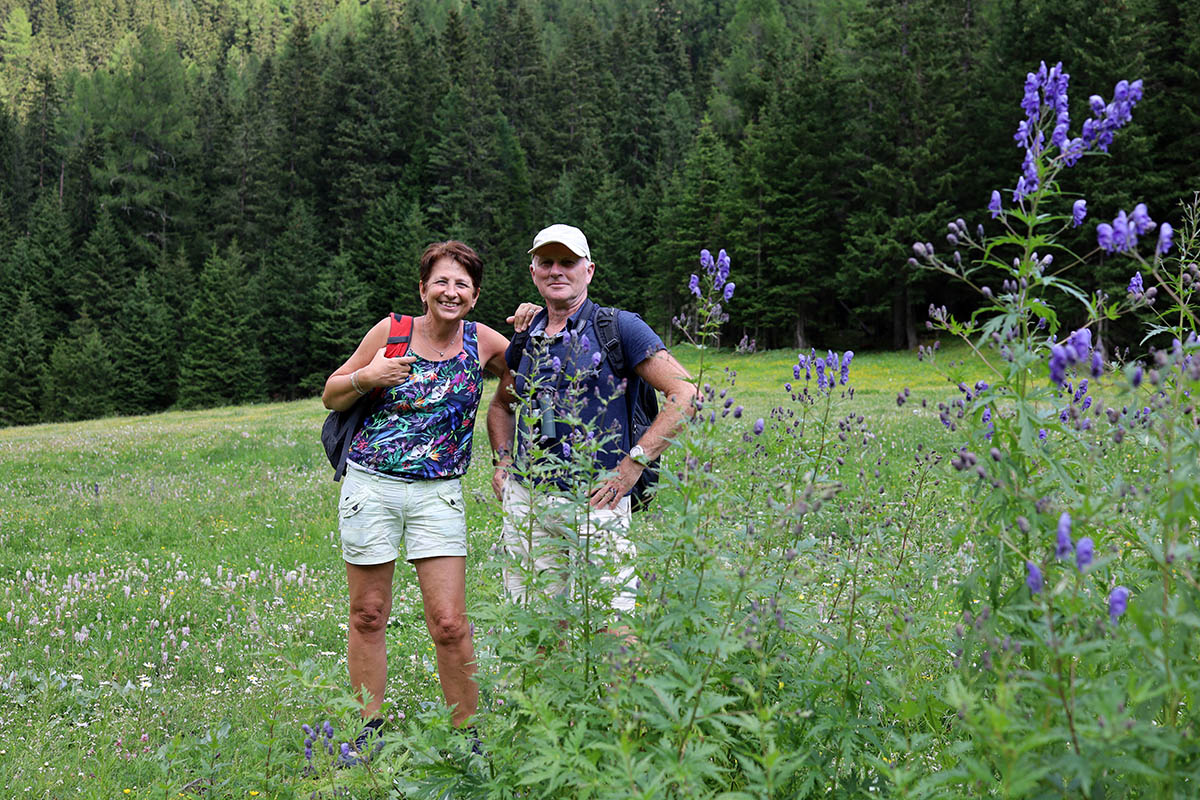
794, 314, 808, 350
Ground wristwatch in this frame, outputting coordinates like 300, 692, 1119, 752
628, 445, 650, 466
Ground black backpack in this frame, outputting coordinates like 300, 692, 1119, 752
321, 313, 412, 481
506, 302, 660, 511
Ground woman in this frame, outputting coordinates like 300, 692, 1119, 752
322, 240, 513, 763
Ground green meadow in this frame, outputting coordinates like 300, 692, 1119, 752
0, 343, 986, 797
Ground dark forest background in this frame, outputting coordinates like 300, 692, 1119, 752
0, 0, 1197, 425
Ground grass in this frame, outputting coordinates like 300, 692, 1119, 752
0, 342, 978, 797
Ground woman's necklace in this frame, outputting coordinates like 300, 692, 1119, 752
421, 318, 460, 359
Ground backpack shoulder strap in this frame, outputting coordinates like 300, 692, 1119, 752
384, 313, 413, 357
591, 304, 628, 377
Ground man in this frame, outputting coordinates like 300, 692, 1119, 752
486, 224, 696, 612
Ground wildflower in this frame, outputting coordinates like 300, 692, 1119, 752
579, 333, 591, 352
590, 351, 602, 368
1038, 428, 1047, 441
1127, 271, 1143, 295
700, 249, 715, 274
1091, 351, 1104, 379
1076, 537, 1094, 570
1109, 586, 1131, 624
688, 274, 701, 298
1158, 222, 1174, 255
733, 406, 743, 418
1056, 512, 1073, 559
717, 249, 731, 284
1097, 223, 1115, 252
551, 356, 562, 373
814, 359, 827, 391
841, 351, 854, 385
1049, 344, 1070, 385
793, 364, 801, 380
1026, 561, 1043, 594
989, 190, 1002, 218
1130, 203, 1155, 235
723, 282, 735, 301
1131, 364, 1143, 387
753, 418, 765, 435
1072, 199, 1087, 227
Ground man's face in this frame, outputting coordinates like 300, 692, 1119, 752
530, 242, 593, 307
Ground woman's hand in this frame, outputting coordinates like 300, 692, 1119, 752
506, 303, 542, 333
362, 348, 417, 389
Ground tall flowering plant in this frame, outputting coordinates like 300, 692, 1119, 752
910, 61, 1200, 794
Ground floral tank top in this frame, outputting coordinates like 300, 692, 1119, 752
347, 321, 482, 480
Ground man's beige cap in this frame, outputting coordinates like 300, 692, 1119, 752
528, 224, 590, 260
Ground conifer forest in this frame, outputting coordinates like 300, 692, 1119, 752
0, 0, 1197, 424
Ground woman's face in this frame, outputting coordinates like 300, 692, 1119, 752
421, 257, 478, 322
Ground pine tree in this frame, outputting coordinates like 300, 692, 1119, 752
41, 313, 115, 421
177, 243, 264, 408
24, 189, 75, 337
303, 248, 372, 394
351, 188, 429, 315
73, 205, 130, 330
0, 290, 47, 426
110, 271, 177, 414
255, 200, 327, 399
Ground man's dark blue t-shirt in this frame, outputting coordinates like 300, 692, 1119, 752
507, 299, 664, 490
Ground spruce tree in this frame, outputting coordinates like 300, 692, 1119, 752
177, 243, 264, 408
110, 271, 177, 414
351, 188, 428, 315
41, 314, 115, 422
255, 200, 327, 399
303, 248, 371, 395
73, 205, 130, 331
0, 290, 47, 426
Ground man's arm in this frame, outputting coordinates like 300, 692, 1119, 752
590, 348, 697, 509
486, 372, 518, 501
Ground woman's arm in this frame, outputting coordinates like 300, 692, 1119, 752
322, 316, 417, 411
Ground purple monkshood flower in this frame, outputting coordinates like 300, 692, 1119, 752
840, 351, 854, 385
1130, 203, 1155, 235
688, 274, 701, 298
753, 418, 765, 435
1052, 122, 1069, 150
700, 249, 715, 274
717, 249, 731, 284
1076, 536, 1094, 570
1090, 351, 1104, 379
1056, 512, 1074, 559
1038, 428, 1048, 441
815, 359, 827, 391
1097, 222, 1115, 252
793, 364, 801, 380
989, 190, 1002, 218
323, 721, 334, 739
579, 333, 591, 352
1158, 222, 1174, 255
1128, 271, 1144, 295
1068, 328, 1092, 362
733, 406, 743, 418
723, 282, 735, 301
1109, 586, 1131, 624
551, 356, 562, 373
1049, 344, 1070, 385
561, 441, 571, 459
1113, 210, 1134, 251
1072, 199, 1087, 227
1026, 561, 1043, 594
1131, 364, 1144, 387
302, 724, 314, 738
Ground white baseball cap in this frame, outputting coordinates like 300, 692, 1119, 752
528, 224, 590, 260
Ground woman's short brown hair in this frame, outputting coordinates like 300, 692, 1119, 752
419, 241, 483, 291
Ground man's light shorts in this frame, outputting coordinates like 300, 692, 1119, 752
338, 464, 468, 565
500, 479, 637, 612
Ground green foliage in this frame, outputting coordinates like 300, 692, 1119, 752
110, 270, 178, 413
177, 242, 263, 408
41, 313, 115, 421
0, 289, 45, 425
